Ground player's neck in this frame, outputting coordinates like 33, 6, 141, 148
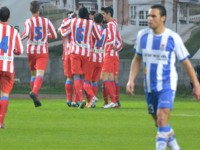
32, 12, 40, 17
153, 26, 165, 35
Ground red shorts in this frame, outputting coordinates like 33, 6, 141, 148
28, 53, 48, 71
0, 71, 14, 94
70, 53, 89, 75
63, 54, 73, 78
102, 56, 119, 75
85, 61, 102, 81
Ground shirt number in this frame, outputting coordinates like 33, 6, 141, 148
96, 34, 105, 48
34, 26, 42, 41
0, 36, 8, 53
76, 27, 84, 42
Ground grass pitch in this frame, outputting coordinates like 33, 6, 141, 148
0, 94, 200, 150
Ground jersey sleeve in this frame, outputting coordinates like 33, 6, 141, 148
134, 30, 143, 56
92, 22, 102, 41
48, 19, 57, 39
21, 20, 30, 40
14, 31, 24, 55
173, 33, 190, 62
60, 19, 72, 37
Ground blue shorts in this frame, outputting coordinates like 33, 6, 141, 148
145, 89, 176, 115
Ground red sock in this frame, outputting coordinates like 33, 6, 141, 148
92, 83, 98, 96
0, 100, 9, 125
65, 80, 73, 101
83, 82, 95, 102
115, 83, 120, 101
30, 76, 36, 90
74, 79, 84, 102
102, 84, 108, 104
32, 75, 43, 95
104, 81, 116, 103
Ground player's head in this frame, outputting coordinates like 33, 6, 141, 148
101, 6, 113, 22
94, 13, 103, 24
0, 6, 10, 22
78, 7, 89, 19
148, 4, 167, 30
89, 10, 96, 20
30, 1, 40, 14
67, 11, 77, 18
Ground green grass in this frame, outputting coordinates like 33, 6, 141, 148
1, 94, 200, 150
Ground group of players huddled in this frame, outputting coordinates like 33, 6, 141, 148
0, 1, 122, 128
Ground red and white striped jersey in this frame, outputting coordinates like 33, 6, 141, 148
90, 25, 108, 63
21, 16, 57, 54
105, 19, 123, 57
58, 18, 72, 60
61, 18, 101, 57
0, 22, 23, 73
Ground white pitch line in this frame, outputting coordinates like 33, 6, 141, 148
172, 114, 200, 117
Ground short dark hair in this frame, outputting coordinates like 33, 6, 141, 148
89, 10, 96, 16
94, 13, 103, 24
101, 6, 113, 17
151, 4, 167, 17
30, 1, 40, 14
78, 7, 89, 19
0, 6, 10, 22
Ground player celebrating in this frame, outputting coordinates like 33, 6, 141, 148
0, 6, 24, 128
58, 11, 77, 107
61, 7, 101, 109
21, 1, 57, 107
126, 4, 200, 150
101, 7, 123, 108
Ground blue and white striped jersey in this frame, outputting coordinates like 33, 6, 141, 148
135, 28, 190, 92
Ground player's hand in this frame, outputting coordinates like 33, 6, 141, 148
193, 85, 200, 101
126, 81, 134, 96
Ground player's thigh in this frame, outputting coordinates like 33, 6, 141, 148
70, 54, 83, 75
92, 63, 102, 82
102, 56, 115, 73
35, 54, 48, 71
0, 72, 14, 94
63, 55, 73, 78
158, 89, 175, 110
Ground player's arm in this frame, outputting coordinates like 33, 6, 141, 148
48, 20, 57, 39
182, 59, 200, 100
106, 23, 116, 45
21, 21, 29, 40
14, 32, 24, 55
126, 54, 141, 95
60, 19, 71, 37
92, 22, 102, 41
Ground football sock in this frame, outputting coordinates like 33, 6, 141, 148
92, 82, 98, 96
65, 80, 73, 101
167, 129, 181, 150
115, 82, 120, 101
156, 125, 171, 150
83, 81, 95, 102
30, 76, 36, 89
0, 97, 9, 125
32, 75, 43, 95
74, 75, 84, 102
102, 84, 108, 104
103, 81, 116, 103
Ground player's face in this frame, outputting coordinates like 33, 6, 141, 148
147, 8, 165, 30
89, 14, 94, 20
101, 11, 108, 22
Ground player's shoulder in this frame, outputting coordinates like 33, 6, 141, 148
165, 28, 182, 40
137, 28, 150, 38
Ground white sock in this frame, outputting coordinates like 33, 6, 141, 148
167, 130, 181, 150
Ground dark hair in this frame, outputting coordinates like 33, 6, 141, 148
94, 13, 103, 24
0, 6, 10, 22
78, 7, 89, 19
101, 6, 113, 17
151, 4, 167, 17
89, 10, 96, 16
67, 11, 74, 16
30, 1, 40, 14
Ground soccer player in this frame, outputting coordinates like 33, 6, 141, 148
89, 10, 96, 21
84, 13, 108, 108
61, 7, 101, 109
101, 7, 123, 108
126, 4, 200, 150
0, 6, 24, 128
58, 11, 77, 107
21, 1, 57, 107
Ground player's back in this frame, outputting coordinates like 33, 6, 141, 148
0, 23, 23, 73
